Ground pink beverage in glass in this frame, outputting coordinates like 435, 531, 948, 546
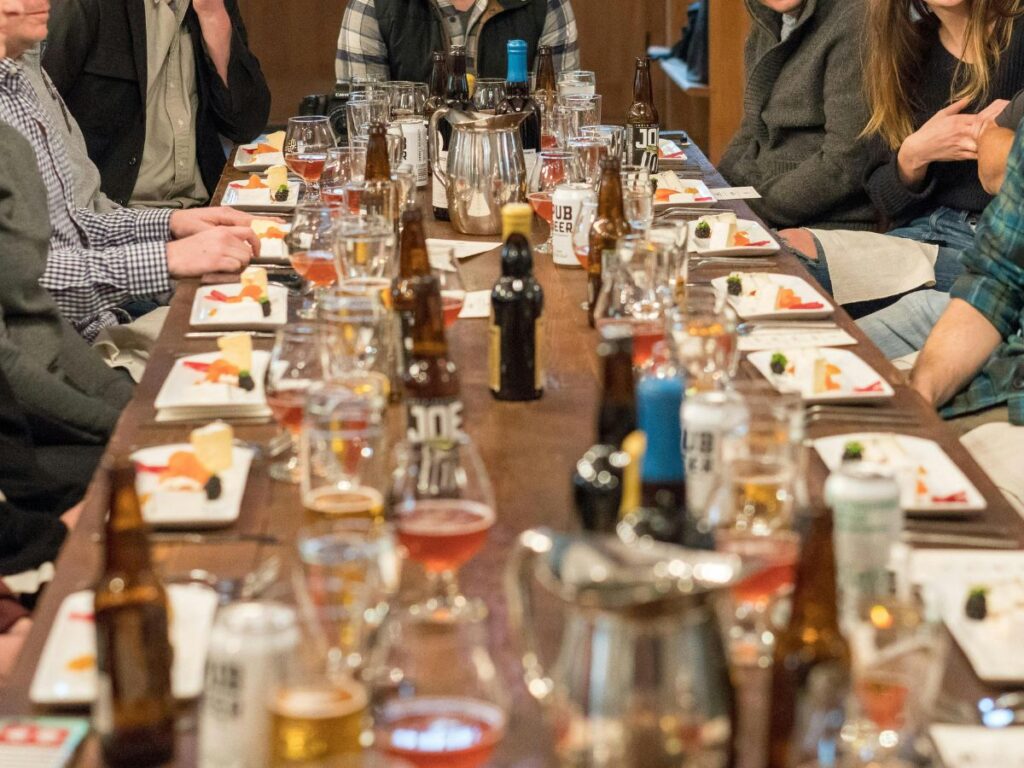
343, 181, 364, 215
376, 696, 506, 768
527, 191, 554, 224
396, 500, 495, 574
541, 133, 558, 150
266, 388, 307, 436
322, 186, 346, 205
441, 291, 465, 328
289, 250, 338, 288
594, 317, 665, 368
574, 245, 589, 269
855, 673, 911, 732
285, 152, 327, 183
715, 532, 800, 605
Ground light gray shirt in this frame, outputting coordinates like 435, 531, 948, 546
131, 0, 208, 209
780, 12, 799, 42
21, 45, 117, 213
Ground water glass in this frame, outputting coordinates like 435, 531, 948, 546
266, 325, 325, 484
346, 93, 390, 141
580, 124, 625, 159
648, 225, 688, 307
350, 73, 385, 94
623, 184, 654, 235
385, 80, 419, 118
557, 69, 596, 99
334, 218, 396, 279
567, 137, 608, 189
472, 78, 506, 112
549, 103, 581, 148
318, 289, 386, 377
561, 93, 602, 128
322, 146, 367, 206
667, 286, 739, 392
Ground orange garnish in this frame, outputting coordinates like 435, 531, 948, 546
160, 451, 211, 485
67, 654, 95, 672
734, 231, 752, 247
241, 174, 267, 189
775, 287, 799, 310
252, 142, 278, 155
683, 187, 698, 195
655, 188, 675, 203
262, 226, 286, 239
825, 363, 842, 391
204, 358, 240, 383
916, 479, 928, 496
238, 284, 263, 301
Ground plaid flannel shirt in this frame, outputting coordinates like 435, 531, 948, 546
944, 125, 1024, 425
336, 0, 580, 81
0, 58, 172, 342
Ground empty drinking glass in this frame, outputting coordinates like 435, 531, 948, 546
334, 218, 396, 280
266, 325, 325, 483
321, 146, 367, 206
557, 69, 596, 98
561, 93, 602, 128
580, 124, 625, 159
472, 78, 507, 112
567, 136, 608, 189
318, 289, 386, 377
346, 92, 390, 141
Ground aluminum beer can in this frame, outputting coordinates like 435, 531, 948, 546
198, 601, 300, 768
393, 116, 429, 188
551, 182, 595, 267
824, 462, 902, 620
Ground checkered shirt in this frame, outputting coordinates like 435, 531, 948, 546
0, 58, 173, 342
336, 0, 580, 81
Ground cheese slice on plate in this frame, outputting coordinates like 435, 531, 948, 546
702, 212, 737, 251
218, 333, 253, 373
190, 422, 234, 473
251, 219, 286, 238
266, 165, 289, 190
265, 130, 286, 152
241, 266, 268, 298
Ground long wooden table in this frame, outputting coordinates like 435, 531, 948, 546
2, 144, 1020, 767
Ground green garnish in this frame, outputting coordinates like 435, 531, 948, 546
770, 352, 788, 375
695, 220, 711, 239
726, 274, 742, 296
841, 441, 864, 461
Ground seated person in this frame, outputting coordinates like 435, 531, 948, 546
0, 5, 261, 342
336, 0, 579, 83
718, 0, 876, 231
779, 1, 1024, 317
860, 115, 1024, 428
43, 0, 270, 209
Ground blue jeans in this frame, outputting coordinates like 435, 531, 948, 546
799, 207, 977, 317
856, 290, 951, 359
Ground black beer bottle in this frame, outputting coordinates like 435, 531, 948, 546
422, 51, 448, 121
533, 44, 557, 118
402, 270, 463, 443
573, 330, 637, 533
490, 203, 544, 401
94, 463, 175, 768
624, 56, 660, 172
433, 45, 473, 222
495, 39, 541, 155
392, 206, 431, 362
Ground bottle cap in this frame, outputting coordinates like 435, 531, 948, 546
507, 40, 529, 85
501, 203, 533, 241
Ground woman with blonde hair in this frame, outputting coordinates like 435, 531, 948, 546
782, 0, 1024, 317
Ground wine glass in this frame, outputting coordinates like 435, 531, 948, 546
557, 69, 596, 99
567, 137, 608, 189
389, 435, 496, 618
334, 218, 396, 281
580, 124, 625, 160
428, 243, 466, 329
367, 601, 509, 768
265, 325, 325, 483
285, 116, 334, 202
345, 92, 390, 142
472, 78, 506, 112
666, 286, 740, 392
322, 146, 367, 205
527, 150, 581, 255
287, 202, 344, 319
318, 288, 386, 379
572, 198, 598, 270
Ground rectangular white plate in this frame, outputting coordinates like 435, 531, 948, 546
30, 584, 218, 705
189, 283, 288, 330
713, 272, 833, 321
814, 433, 987, 512
687, 218, 781, 256
748, 347, 894, 403
131, 443, 254, 529
252, 220, 290, 264
739, 328, 857, 352
654, 177, 716, 206
222, 179, 299, 212
154, 350, 270, 414
931, 725, 1024, 766
233, 135, 284, 171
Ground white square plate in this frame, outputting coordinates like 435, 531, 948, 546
131, 443, 254, 529
189, 283, 288, 330
222, 178, 299, 212
251, 220, 290, 264
931, 725, 1024, 766
154, 351, 270, 415
30, 583, 218, 705
814, 433, 987, 512
233, 135, 285, 171
687, 218, 781, 256
748, 347, 894, 403
654, 177, 716, 206
712, 272, 833, 320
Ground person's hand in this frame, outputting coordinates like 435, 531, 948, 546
169, 207, 256, 239
898, 97, 982, 186
973, 98, 1011, 139
60, 502, 84, 531
165, 227, 259, 278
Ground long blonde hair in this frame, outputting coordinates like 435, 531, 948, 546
864, 0, 1023, 148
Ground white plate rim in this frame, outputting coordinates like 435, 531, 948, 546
711, 272, 834, 320
154, 350, 270, 412
686, 218, 781, 256
189, 283, 288, 330
747, 347, 894, 403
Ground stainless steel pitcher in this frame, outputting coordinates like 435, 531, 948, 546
429, 108, 528, 236
506, 528, 743, 768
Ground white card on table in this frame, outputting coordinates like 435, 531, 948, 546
708, 186, 761, 200
458, 290, 491, 319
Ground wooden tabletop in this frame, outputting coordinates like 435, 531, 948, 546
1, 144, 1019, 768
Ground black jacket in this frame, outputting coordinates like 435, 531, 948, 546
42, 0, 270, 206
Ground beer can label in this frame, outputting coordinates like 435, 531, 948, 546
683, 428, 718, 517
397, 118, 429, 187
551, 183, 595, 268
407, 397, 463, 442
625, 124, 660, 172
432, 150, 448, 211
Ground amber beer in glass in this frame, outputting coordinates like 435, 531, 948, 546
269, 676, 368, 765
624, 56, 660, 172
587, 157, 631, 326
94, 464, 175, 767
401, 262, 463, 443
768, 509, 851, 768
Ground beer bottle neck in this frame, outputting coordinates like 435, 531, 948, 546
447, 52, 471, 103
429, 54, 448, 98
105, 469, 156, 576
399, 215, 430, 278
365, 130, 391, 181
788, 509, 843, 633
597, 347, 637, 446
535, 48, 556, 92
597, 165, 625, 221
409, 276, 450, 358
633, 59, 654, 105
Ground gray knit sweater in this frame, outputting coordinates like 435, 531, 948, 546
718, 0, 877, 230
0, 122, 133, 442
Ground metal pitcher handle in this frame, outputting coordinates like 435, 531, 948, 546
504, 528, 555, 703
428, 107, 452, 198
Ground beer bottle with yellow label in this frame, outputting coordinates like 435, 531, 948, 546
624, 56, 660, 172
93, 462, 175, 768
490, 203, 544, 401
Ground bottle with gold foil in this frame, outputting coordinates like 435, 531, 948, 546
767, 508, 851, 768
490, 203, 544, 401
94, 463, 175, 768
587, 156, 631, 327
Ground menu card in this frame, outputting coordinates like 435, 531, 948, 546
0, 719, 89, 768
931, 725, 1024, 767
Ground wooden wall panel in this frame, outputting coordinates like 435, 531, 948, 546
707, 0, 749, 162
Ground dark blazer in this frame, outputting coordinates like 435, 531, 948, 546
42, 0, 271, 206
